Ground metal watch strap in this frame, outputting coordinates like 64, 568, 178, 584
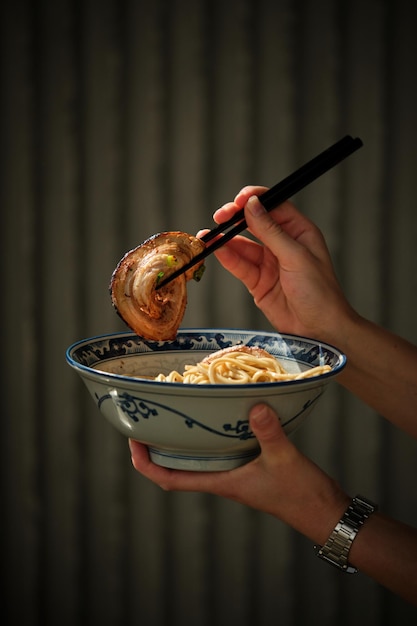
315, 495, 378, 574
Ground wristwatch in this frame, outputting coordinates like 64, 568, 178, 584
315, 495, 378, 574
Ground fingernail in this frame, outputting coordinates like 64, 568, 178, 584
247, 196, 265, 217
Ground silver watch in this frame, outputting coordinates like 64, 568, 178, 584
315, 495, 378, 574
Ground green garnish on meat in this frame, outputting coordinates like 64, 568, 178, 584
193, 265, 205, 282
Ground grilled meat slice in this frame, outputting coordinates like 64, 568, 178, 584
110, 231, 205, 340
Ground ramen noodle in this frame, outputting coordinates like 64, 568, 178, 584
154, 345, 331, 384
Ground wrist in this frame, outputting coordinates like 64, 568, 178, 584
286, 482, 351, 546
317, 305, 363, 351
311, 489, 351, 546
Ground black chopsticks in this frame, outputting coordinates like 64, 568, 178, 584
156, 135, 363, 289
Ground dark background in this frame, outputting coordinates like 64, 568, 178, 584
1, 0, 417, 624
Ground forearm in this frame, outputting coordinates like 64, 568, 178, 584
283, 485, 417, 606
348, 512, 417, 606
327, 313, 417, 437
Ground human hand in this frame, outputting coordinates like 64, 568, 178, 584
129, 403, 349, 545
209, 186, 357, 342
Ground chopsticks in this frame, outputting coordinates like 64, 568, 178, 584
156, 135, 363, 289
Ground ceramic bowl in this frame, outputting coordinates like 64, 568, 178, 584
66, 329, 346, 471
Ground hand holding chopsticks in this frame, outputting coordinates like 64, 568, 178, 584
156, 135, 363, 289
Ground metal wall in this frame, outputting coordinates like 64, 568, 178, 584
1, 0, 416, 624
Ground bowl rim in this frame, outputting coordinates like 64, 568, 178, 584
66, 328, 347, 390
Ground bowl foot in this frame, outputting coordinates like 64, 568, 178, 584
148, 446, 260, 472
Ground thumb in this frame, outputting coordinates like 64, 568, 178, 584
245, 196, 303, 269
249, 403, 287, 453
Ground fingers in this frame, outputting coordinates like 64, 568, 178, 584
129, 440, 175, 488
196, 226, 264, 287
212, 201, 240, 225
128, 439, 230, 493
213, 236, 265, 285
244, 196, 307, 270
213, 186, 268, 224
234, 185, 269, 206
215, 186, 329, 264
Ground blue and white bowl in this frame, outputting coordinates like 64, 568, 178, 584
66, 329, 346, 471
